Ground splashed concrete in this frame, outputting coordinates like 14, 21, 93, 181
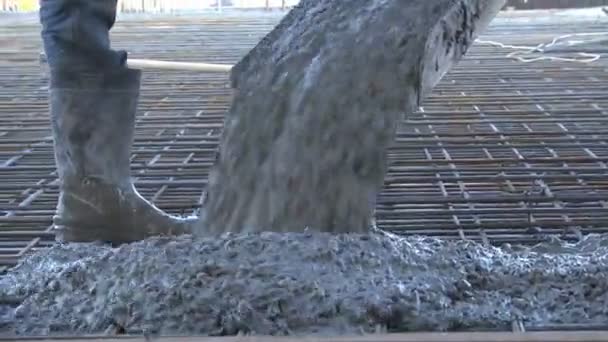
2, 232, 608, 337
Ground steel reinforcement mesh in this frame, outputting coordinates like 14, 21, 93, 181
1, 11, 608, 270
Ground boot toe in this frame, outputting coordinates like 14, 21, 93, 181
164, 215, 197, 236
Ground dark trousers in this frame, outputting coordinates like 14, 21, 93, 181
39, 0, 127, 71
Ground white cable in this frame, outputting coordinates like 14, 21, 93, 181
476, 32, 608, 64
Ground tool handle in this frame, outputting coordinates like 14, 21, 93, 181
126, 58, 232, 72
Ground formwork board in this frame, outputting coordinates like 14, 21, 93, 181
6, 330, 608, 342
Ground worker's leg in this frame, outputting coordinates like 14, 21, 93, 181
40, 0, 195, 243
40, 0, 126, 70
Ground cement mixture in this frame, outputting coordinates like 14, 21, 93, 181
2, 232, 608, 336
199, 0, 504, 235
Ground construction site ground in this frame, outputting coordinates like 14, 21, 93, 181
1, 7, 608, 340
2, 8, 607, 267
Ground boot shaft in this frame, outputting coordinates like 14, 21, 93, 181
49, 67, 142, 186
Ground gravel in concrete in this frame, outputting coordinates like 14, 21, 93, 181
2, 232, 608, 336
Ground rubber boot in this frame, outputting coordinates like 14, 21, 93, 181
50, 67, 195, 243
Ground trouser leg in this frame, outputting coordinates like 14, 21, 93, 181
39, 0, 126, 71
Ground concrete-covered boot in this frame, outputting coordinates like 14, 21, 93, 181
50, 67, 195, 243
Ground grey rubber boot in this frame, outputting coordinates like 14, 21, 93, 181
50, 67, 195, 244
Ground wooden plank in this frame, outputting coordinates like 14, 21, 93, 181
6, 331, 608, 342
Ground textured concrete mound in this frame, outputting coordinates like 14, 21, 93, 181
2, 232, 608, 336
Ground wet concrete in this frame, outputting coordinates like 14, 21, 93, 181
199, 0, 504, 235
2, 232, 608, 336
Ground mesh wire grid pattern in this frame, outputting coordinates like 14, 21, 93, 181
1, 13, 608, 269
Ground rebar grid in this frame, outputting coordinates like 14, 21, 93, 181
0, 13, 607, 269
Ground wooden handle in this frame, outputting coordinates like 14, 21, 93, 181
126, 58, 233, 72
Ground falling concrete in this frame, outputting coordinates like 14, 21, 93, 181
199, 0, 505, 235
2, 232, 608, 336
